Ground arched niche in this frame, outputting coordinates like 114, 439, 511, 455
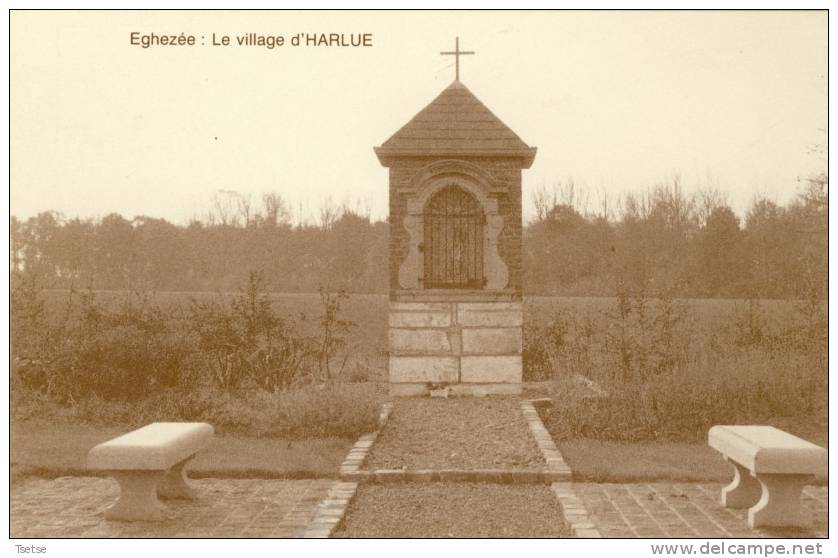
398, 160, 508, 290
422, 185, 484, 289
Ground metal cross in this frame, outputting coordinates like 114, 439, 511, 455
440, 37, 475, 81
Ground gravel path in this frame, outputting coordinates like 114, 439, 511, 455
365, 397, 544, 470
334, 482, 569, 538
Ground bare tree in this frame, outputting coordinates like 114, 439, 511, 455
532, 182, 557, 222
648, 176, 696, 232
261, 192, 291, 227
562, 179, 591, 216
621, 191, 650, 222
595, 187, 611, 222
559, 180, 576, 209
318, 196, 340, 231
236, 193, 253, 227
208, 190, 240, 227
695, 187, 728, 229
342, 197, 372, 219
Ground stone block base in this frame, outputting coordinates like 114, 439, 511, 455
389, 356, 458, 383
388, 300, 522, 394
461, 355, 521, 383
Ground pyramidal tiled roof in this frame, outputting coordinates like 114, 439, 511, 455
375, 80, 536, 167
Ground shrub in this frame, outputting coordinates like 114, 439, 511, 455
732, 298, 769, 348
13, 288, 195, 403
544, 348, 826, 442
315, 287, 356, 380
734, 295, 827, 358
523, 310, 598, 381
522, 314, 566, 381
65, 382, 383, 439
536, 288, 825, 443
10, 274, 381, 438
10, 271, 47, 354
604, 283, 690, 382
343, 357, 377, 383
250, 382, 381, 438
189, 271, 314, 392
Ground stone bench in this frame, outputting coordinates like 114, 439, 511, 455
709, 425, 827, 529
87, 422, 214, 521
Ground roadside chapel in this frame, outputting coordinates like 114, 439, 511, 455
375, 39, 537, 395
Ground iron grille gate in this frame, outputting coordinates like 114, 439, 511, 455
422, 185, 484, 289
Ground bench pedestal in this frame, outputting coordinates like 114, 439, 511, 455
88, 422, 213, 523
721, 460, 814, 529
158, 456, 197, 500
748, 474, 813, 529
105, 471, 166, 522
709, 425, 826, 531
721, 459, 761, 508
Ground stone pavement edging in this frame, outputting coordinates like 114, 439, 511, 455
522, 399, 602, 538
331, 398, 602, 538
339, 402, 393, 479
521, 399, 572, 480
551, 482, 602, 538
339, 398, 570, 485
303, 403, 394, 538
301, 481, 359, 538
342, 469, 569, 484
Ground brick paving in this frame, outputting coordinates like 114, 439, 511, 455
575, 482, 828, 538
10, 477, 334, 538
9, 401, 829, 540
12, 475, 828, 539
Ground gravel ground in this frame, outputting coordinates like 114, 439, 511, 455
365, 397, 544, 470
333, 482, 569, 538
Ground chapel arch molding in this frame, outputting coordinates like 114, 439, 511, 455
398, 160, 508, 290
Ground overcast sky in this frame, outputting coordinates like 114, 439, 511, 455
11, 10, 827, 224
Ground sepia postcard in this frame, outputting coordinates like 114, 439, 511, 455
6, 7, 830, 554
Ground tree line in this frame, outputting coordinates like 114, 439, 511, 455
10, 175, 827, 299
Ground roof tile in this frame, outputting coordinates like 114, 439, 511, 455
379, 80, 533, 155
